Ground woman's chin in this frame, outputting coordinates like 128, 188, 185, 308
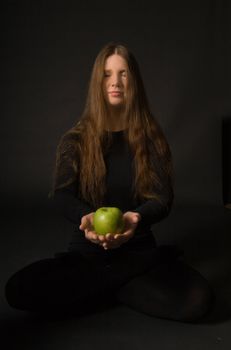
107, 101, 125, 108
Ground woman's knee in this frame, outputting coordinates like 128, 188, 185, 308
116, 261, 215, 323
4, 259, 53, 311
178, 281, 214, 323
5, 272, 23, 310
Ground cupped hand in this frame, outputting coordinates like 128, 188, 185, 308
100, 211, 141, 250
79, 212, 102, 245
79, 211, 141, 250
79, 212, 118, 247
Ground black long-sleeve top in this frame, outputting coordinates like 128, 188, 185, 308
51, 130, 173, 254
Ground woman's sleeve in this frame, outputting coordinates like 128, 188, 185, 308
52, 182, 95, 226
50, 133, 95, 225
133, 187, 173, 229
132, 157, 174, 229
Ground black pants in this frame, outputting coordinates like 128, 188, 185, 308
5, 245, 214, 323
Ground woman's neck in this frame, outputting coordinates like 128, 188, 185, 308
105, 105, 127, 131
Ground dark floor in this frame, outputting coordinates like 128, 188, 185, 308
1, 202, 231, 350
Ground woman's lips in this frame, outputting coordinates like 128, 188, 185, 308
109, 92, 122, 96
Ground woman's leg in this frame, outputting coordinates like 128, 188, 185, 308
4, 252, 116, 315
116, 258, 214, 323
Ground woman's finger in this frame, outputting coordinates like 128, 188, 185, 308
122, 231, 134, 242
105, 233, 115, 241
79, 213, 94, 231
103, 242, 120, 250
98, 234, 106, 242
114, 230, 133, 240
79, 216, 87, 230
87, 231, 99, 241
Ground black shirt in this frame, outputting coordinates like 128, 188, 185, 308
52, 130, 173, 254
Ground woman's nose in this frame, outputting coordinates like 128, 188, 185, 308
111, 75, 121, 86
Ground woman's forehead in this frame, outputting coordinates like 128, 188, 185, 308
104, 54, 127, 68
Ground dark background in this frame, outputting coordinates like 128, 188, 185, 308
1, 0, 230, 208
1, 1, 231, 349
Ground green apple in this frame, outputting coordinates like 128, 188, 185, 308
93, 207, 124, 235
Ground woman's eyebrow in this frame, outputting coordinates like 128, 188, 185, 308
104, 69, 127, 73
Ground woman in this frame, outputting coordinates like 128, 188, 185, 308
5, 42, 214, 322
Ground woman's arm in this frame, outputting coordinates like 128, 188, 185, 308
132, 180, 174, 230
133, 196, 172, 229
50, 132, 95, 225
51, 181, 95, 225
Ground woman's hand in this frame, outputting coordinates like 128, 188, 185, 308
79, 211, 141, 250
79, 212, 113, 246
79, 212, 102, 245
100, 211, 141, 250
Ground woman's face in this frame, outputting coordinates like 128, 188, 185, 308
103, 54, 128, 108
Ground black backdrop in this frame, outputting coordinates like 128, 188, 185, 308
1, 0, 230, 210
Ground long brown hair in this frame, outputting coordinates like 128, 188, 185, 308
49, 42, 174, 209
